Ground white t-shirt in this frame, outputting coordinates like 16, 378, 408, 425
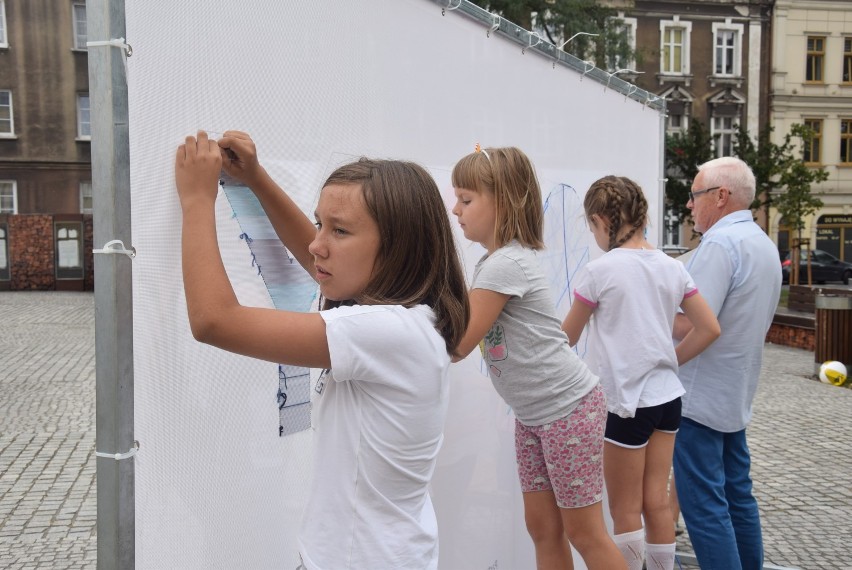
573, 248, 696, 418
299, 304, 450, 570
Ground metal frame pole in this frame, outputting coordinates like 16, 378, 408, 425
87, 0, 135, 568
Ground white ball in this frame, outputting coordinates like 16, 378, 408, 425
819, 361, 848, 386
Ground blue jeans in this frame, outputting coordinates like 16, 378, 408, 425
673, 418, 763, 570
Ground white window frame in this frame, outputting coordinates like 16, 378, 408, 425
843, 37, 852, 84
77, 93, 90, 140
663, 205, 682, 249
609, 13, 637, 71
667, 112, 689, 135
0, 1, 8, 49
55, 221, 84, 279
80, 181, 93, 214
0, 89, 13, 137
660, 85, 693, 136
712, 20, 744, 77
712, 115, 737, 158
72, 2, 87, 50
660, 17, 692, 75
0, 180, 17, 214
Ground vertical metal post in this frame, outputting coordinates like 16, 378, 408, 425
658, 98, 668, 248
87, 0, 134, 568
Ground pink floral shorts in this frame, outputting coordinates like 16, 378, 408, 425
514, 385, 606, 508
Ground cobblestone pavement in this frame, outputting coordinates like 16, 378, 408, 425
0, 292, 97, 569
1, 291, 851, 569
673, 337, 852, 570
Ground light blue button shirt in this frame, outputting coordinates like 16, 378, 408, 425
678, 210, 782, 433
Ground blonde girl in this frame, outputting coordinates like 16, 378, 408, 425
175, 131, 469, 570
452, 146, 626, 570
562, 175, 720, 570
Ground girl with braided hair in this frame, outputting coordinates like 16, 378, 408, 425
452, 146, 626, 570
562, 175, 720, 570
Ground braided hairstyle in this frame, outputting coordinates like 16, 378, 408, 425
584, 176, 649, 251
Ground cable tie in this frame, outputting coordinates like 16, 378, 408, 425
442, 0, 461, 16
93, 239, 136, 258
96, 441, 139, 461
522, 32, 542, 55
487, 14, 500, 38
86, 38, 132, 83
86, 37, 133, 57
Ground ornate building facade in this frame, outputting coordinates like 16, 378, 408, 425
770, 0, 852, 262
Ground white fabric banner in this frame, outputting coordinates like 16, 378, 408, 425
126, 1, 664, 568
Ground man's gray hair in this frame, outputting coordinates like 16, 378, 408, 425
697, 156, 756, 207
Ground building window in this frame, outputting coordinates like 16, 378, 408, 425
0, 1, 8, 48
0, 89, 13, 136
73, 3, 87, 50
0, 223, 8, 280
0, 180, 17, 214
712, 21, 744, 77
667, 112, 688, 135
77, 93, 90, 139
660, 18, 691, 75
844, 38, 852, 83
55, 222, 84, 279
607, 13, 637, 71
803, 118, 823, 164
841, 120, 852, 164
80, 181, 93, 214
806, 36, 825, 83
712, 116, 736, 158
663, 206, 681, 249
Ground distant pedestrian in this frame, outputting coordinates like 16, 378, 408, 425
672, 156, 782, 570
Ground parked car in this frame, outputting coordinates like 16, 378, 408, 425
781, 249, 852, 285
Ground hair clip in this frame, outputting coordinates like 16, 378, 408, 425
475, 143, 491, 161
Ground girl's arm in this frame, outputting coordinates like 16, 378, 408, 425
561, 299, 594, 347
672, 313, 692, 341
217, 131, 317, 279
674, 292, 721, 366
176, 132, 331, 369
453, 289, 510, 362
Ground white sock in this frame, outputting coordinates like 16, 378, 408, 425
645, 542, 676, 570
613, 529, 645, 570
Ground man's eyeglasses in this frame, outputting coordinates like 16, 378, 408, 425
688, 186, 721, 202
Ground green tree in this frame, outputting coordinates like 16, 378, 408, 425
732, 123, 828, 270
470, 0, 637, 68
667, 122, 827, 235
774, 160, 826, 245
732, 123, 828, 216
665, 121, 714, 223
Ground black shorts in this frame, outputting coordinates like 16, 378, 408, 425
604, 397, 682, 448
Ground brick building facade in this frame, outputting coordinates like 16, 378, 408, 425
0, 0, 93, 290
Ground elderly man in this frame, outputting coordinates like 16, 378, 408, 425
672, 157, 782, 570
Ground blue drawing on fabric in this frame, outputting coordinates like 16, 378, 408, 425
222, 182, 318, 436
540, 183, 591, 357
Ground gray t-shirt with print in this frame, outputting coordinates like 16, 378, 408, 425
472, 241, 599, 426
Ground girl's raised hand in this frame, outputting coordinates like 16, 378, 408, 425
175, 130, 222, 209
218, 130, 265, 187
